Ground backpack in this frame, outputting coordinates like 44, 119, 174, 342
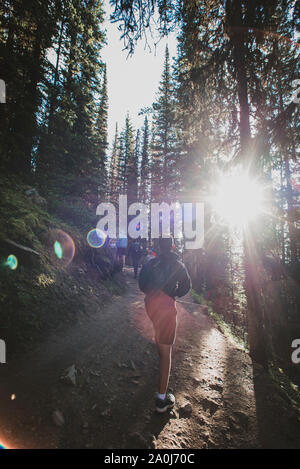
150, 258, 176, 292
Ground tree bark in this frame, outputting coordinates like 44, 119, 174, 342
227, 0, 268, 365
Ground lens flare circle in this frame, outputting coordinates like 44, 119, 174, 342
6, 255, 18, 270
48, 230, 75, 266
54, 241, 63, 259
87, 229, 107, 249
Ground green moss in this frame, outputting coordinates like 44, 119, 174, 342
269, 363, 300, 417
191, 288, 248, 351
191, 290, 205, 305
209, 309, 248, 351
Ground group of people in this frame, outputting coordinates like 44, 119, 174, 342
115, 237, 156, 279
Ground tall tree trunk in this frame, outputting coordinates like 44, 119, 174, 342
22, 29, 43, 174
233, 40, 251, 161
228, 0, 268, 365
280, 157, 286, 264
48, 16, 65, 132
0, 2, 15, 168
38, 12, 66, 178
279, 92, 298, 266
284, 155, 298, 265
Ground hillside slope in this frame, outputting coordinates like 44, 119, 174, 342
0, 177, 123, 358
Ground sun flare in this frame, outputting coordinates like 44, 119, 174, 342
212, 172, 265, 227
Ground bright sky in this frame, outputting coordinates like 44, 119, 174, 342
101, 2, 178, 149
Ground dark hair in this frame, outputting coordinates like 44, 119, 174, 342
158, 236, 173, 253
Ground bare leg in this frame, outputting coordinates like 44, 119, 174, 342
157, 343, 172, 394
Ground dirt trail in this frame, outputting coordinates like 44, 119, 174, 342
0, 268, 299, 449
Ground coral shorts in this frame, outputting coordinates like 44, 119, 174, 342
144, 291, 177, 345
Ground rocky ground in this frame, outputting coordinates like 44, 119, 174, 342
0, 267, 299, 449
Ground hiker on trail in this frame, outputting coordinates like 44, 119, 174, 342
145, 249, 156, 264
116, 237, 128, 270
138, 236, 191, 413
128, 240, 142, 278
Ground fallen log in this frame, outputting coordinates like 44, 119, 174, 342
3, 238, 40, 256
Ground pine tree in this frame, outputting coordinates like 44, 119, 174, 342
140, 116, 151, 203
95, 64, 109, 198
124, 114, 138, 203
152, 45, 177, 202
36, 0, 106, 197
0, 0, 59, 176
109, 123, 121, 202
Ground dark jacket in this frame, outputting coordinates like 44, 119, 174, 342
128, 242, 142, 264
138, 252, 191, 299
